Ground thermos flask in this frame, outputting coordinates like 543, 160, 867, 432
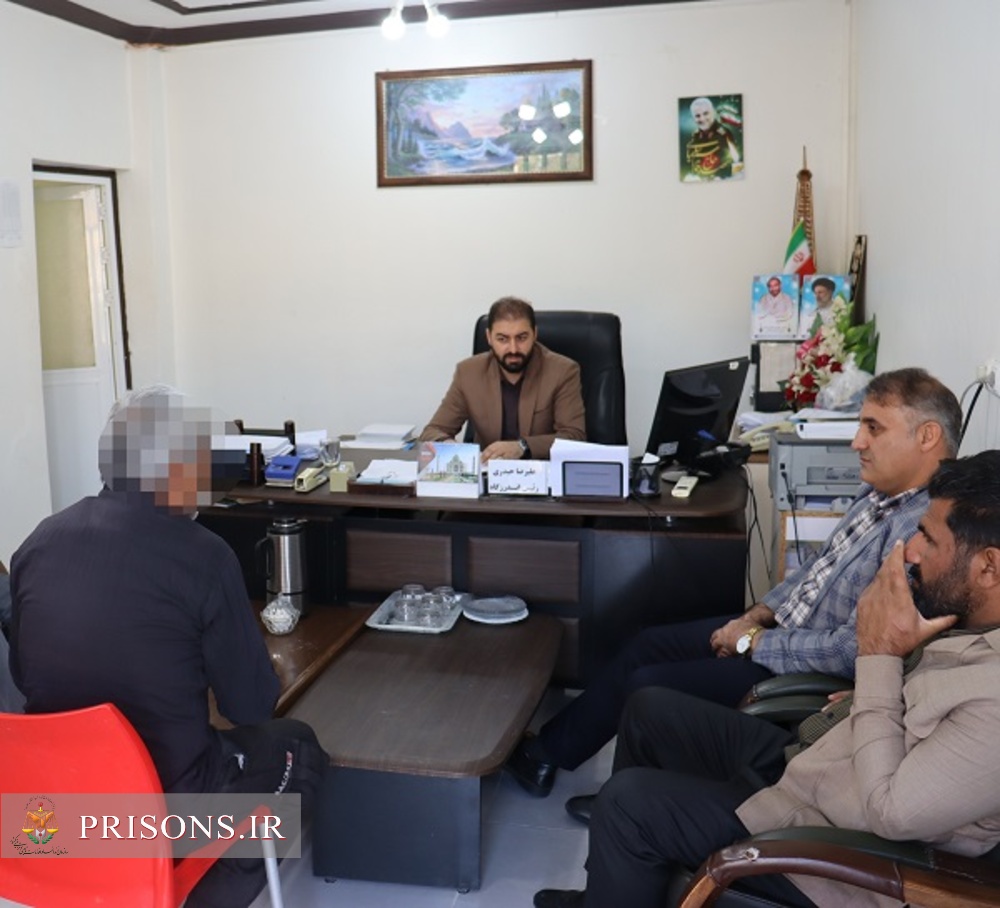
255, 517, 308, 614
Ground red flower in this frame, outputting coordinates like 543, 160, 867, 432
796, 335, 821, 360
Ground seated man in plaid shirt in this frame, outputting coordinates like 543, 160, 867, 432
506, 368, 962, 809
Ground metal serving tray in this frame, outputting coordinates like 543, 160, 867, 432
365, 590, 471, 635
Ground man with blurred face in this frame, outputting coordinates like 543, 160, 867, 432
420, 296, 586, 462
10, 386, 327, 908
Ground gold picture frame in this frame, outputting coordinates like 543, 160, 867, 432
376, 61, 593, 187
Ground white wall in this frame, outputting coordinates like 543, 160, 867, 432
34, 0, 1000, 565
0, 4, 131, 563
152, 0, 851, 449
851, 0, 1000, 454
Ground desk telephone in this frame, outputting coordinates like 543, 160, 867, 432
736, 421, 794, 453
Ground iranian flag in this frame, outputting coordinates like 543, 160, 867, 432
782, 220, 815, 276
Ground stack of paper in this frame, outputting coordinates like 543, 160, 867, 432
353, 459, 418, 485
549, 439, 630, 498
790, 408, 860, 421
219, 434, 293, 462
794, 421, 860, 440
341, 423, 417, 450
790, 408, 860, 441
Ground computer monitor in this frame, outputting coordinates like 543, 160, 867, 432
645, 357, 750, 467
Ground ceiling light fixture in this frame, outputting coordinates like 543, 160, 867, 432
381, 0, 405, 39
423, 0, 450, 38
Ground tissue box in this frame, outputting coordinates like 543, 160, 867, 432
328, 462, 357, 493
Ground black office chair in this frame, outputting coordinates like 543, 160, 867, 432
470, 310, 627, 445
662, 672, 1000, 908
738, 672, 853, 727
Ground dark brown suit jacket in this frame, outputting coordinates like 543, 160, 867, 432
419, 343, 586, 458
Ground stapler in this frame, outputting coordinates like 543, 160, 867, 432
265, 454, 305, 488
295, 464, 330, 493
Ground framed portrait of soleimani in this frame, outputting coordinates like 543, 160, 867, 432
678, 93, 744, 182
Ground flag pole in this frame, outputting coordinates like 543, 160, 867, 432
793, 146, 816, 269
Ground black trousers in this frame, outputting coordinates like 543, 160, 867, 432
184, 718, 328, 908
538, 614, 775, 769
583, 687, 814, 908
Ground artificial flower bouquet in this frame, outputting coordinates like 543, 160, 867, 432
781, 297, 878, 411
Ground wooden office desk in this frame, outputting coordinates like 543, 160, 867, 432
201, 466, 748, 686
259, 604, 372, 716
210, 603, 372, 728
288, 613, 562, 891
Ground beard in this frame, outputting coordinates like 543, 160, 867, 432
493, 348, 532, 374
910, 562, 972, 621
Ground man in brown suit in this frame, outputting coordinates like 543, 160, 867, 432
419, 296, 586, 462
534, 449, 1000, 908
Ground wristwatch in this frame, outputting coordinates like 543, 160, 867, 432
735, 625, 762, 658
517, 438, 530, 459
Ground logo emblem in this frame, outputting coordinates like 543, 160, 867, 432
22, 797, 58, 845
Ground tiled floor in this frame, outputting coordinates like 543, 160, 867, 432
0, 690, 608, 908
249, 688, 610, 908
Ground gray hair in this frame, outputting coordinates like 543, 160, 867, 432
98, 385, 224, 498
865, 368, 963, 457
690, 97, 716, 116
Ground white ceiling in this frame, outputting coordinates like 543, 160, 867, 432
12, 0, 500, 29
61, 0, 477, 29
9, 0, 699, 45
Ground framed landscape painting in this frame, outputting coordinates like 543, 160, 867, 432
376, 61, 593, 187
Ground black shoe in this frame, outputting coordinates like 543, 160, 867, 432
505, 734, 557, 797
565, 793, 596, 826
533, 889, 585, 908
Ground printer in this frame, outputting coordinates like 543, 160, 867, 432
769, 432, 862, 512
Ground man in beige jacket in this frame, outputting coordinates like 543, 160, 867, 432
534, 449, 1000, 908
419, 296, 585, 462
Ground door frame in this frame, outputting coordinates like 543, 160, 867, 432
33, 164, 131, 392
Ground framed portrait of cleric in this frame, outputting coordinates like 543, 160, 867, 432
751, 274, 799, 340
678, 93, 744, 182
797, 274, 851, 339
376, 61, 593, 187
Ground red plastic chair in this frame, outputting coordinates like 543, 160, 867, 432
0, 703, 283, 908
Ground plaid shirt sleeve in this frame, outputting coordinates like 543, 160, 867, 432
752, 489, 929, 677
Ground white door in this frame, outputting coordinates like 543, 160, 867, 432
34, 172, 128, 513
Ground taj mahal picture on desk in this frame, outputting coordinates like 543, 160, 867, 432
416, 442, 481, 499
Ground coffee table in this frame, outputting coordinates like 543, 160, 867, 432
286, 611, 562, 891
